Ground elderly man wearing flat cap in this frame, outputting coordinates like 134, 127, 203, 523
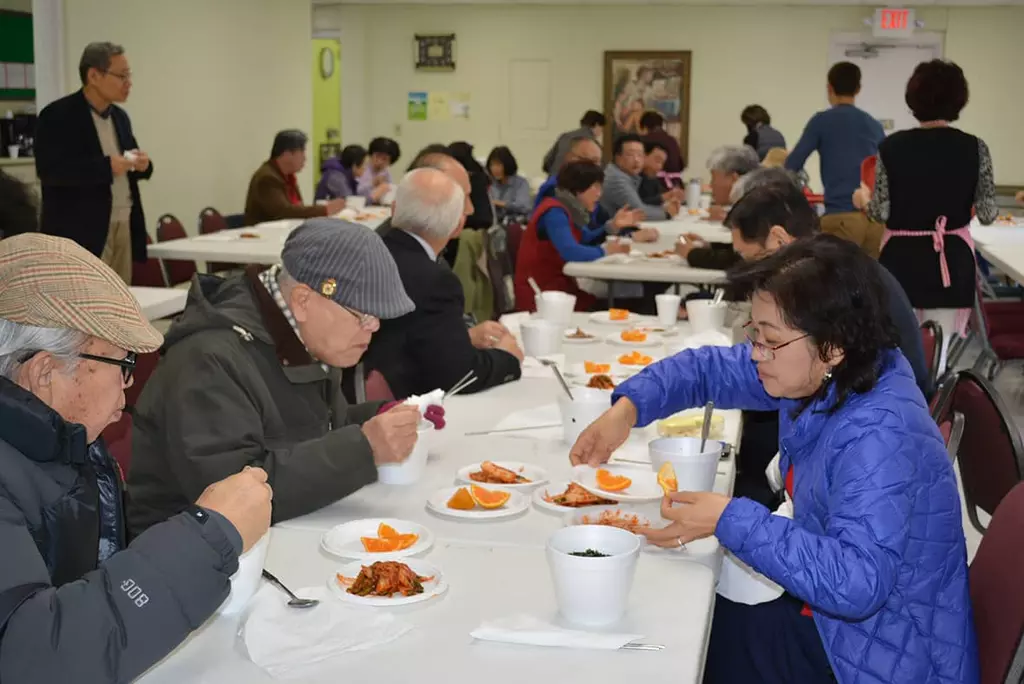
128, 218, 427, 534
0, 234, 272, 682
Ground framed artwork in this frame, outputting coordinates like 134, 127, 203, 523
603, 51, 691, 164
414, 34, 456, 71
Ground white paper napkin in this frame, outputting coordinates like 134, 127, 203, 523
499, 311, 533, 339
471, 614, 643, 650
521, 354, 566, 378
242, 585, 412, 679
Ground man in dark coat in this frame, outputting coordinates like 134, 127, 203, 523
0, 233, 272, 682
35, 42, 153, 283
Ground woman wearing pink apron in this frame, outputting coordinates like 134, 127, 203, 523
854, 59, 997, 371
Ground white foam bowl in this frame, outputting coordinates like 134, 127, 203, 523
521, 318, 563, 358
376, 421, 434, 485
537, 291, 576, 328
546, 524, 641, 626
345, 195, 367, 211
686, 299, 727, 333
557, 387, 612, 445
648, 436, 723, 492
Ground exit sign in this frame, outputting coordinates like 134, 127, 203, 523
873, 8, 916, 38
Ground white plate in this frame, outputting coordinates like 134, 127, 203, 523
589, 311, 635, 326
320, 518, 434, 561
564, 505, 655, 535
532, 480, 622, 514
455, 462, 548, 490
644, 535, 719, 559
572, 464, 664, 503
563, 328, 600, 344
606, 332, 663, 348
426, 486, 529, 520
328, 559, 447, 606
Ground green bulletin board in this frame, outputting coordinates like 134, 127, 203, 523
0, 11, 35, 101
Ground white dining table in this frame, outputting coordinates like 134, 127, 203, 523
137, 314, 742, 684
130, 286, 188, 321
146, 211, 390, 268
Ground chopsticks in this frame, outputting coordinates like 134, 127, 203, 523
445, 371, 478, 401
621, 642, 665, 651
464, 424, 562, 437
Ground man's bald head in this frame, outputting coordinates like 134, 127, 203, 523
411, 152, 473, 219
563, 137, 602, 168
393, 167, 466, 244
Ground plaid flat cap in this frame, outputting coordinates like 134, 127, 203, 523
281, 218, 414, 319
0, 234, 163, 353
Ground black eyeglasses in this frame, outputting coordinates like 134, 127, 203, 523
80, 351, 137, 383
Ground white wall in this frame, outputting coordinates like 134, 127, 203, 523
61, 0, 313, 233
316, 3, 1024, 187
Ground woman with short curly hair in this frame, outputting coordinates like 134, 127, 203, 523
854, 60, 996, 367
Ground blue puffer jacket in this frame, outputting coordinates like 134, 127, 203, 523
614, 344, 979, 684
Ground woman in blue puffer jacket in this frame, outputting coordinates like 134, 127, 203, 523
570, 234, 978, 684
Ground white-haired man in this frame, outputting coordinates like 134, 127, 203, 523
364, 168, 524, 398
0, 234, 272, 682
128, 219, 425, 534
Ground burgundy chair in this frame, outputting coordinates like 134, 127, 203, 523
920, 320, 944, 393
365, 370, 396, 403
970, 283, 1024, 380
198, 206, 243, 273
969, 481, 1024, 684
944, 369, 1024, 534
131, 233, 167, 287
155, 214, 197, 286
929, 375, 964, 463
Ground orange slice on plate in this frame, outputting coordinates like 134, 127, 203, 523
621, 330, 647, 343
447, 486, 476, 510
361, 536, 400, 553
609, 309, 629, 321
469, 485, 511, 509
658, 462, 678, 495
392, 533, 419, 550
377, 523, 399, 539
584, 361, 611, 374
595, 469, 632, 492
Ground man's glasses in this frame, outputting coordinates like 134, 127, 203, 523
80, 351, 137, 383
743, 321, 808, 362
103, 70, 132, 83
342, 305, 380, 332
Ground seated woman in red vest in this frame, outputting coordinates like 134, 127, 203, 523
514, 161, 631, 312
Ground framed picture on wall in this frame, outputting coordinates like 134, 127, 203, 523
603, 51, 691, 165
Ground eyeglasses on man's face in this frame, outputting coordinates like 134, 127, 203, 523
79, 351, 137, 384
342, 305, 380, 332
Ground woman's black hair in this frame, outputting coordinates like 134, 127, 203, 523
485, 145, 519, 178
725, 180, 819, 244
643, 139, 669, 156
368, 136, 401, 163
580, 110, 606, 128
0, 170, 38, 239
740, 104, 771, 131
557, 161, 604, 195
727, 233, 898, 415
448, 141, 485, 176
339, 144, 367, 170
905, 59, 969, 122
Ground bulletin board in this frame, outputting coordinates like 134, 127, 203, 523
0, 11, 35, 101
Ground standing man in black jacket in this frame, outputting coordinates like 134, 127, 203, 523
35, 42, 153, 283
365, 167, 523, 398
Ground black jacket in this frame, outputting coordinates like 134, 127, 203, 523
35, 89, 154, 262
0, 377, 240, 684
363, 229, 521, 398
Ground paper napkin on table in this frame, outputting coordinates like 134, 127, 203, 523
499, 311, 533, 339
521, 354, 566, 379
242, 585, 412, 679
471, 614, 643, 650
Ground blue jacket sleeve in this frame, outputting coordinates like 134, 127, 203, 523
715, 420, 913, 620
542, 209, 605, 263
784, 114, 821, 173
612, 344, 777, 426
506, 177, 533, 215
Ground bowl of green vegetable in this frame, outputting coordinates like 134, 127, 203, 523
545, 524, 641, 626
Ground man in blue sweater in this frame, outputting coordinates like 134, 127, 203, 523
785, 62, 886, 258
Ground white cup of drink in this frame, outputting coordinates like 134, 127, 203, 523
546, 524, 641, 626
648, 436, 723, 492
536, 291, 576, 328
7, 145, 20, 159
655, 293, 682, 327
218, 531, 271, 615
521, 318, 563, 358
686, 299, 727, 333
557, 387, 612, 445
377, 420, 433, 485
345, 195, 367, 211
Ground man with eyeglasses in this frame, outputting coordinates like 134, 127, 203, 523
0, 234, 273, 682
127, 218, 427, 535
35, 42, 152, 284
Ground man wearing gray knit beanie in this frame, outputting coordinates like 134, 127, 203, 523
128, 219, 425, 534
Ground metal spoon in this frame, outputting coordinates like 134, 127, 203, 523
699, 401, 715, 453
262, 569, 320, 609
550, 364, 575, 401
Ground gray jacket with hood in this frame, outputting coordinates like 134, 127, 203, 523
127, 269, 382, 535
